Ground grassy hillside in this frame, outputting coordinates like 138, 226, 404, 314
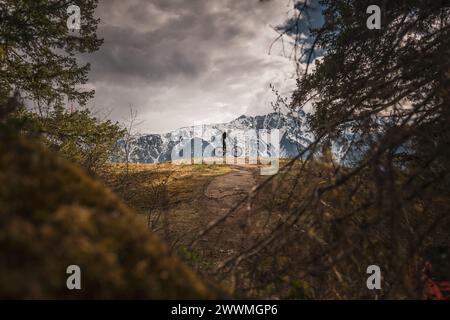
104, 159, 449, 299
103, 163, 232, 242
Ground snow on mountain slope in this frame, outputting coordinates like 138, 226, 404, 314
116, 112, 313, 164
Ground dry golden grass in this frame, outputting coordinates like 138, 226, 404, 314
103, 162, 233, 248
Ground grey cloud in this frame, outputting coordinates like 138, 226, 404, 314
81, 0, 298, 133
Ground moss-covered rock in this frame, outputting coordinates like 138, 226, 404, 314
0, 134, 211, 299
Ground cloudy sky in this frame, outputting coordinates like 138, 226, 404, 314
82, 0, 300, 133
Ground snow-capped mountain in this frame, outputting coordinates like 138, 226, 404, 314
116, 112, 314, 164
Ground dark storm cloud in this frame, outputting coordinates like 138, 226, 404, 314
82, 0, 302, 132
88, 25, 207, 83
87, 0, 257, 84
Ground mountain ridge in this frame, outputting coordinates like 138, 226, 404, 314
116, 112, 313, 164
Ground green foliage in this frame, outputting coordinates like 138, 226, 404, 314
1, 98, 124, 174
285, 280, 312, 300
0, 1, 115, 174
178, 246, 203, 268
37, 107, 125, 174
0, 0, 102, 107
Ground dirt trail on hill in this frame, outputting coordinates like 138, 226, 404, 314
197, 165, 260, 256
204, 165, 258, 201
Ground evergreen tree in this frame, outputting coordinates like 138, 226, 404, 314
0, 0, 102, 108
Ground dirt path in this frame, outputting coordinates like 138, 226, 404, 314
197, 165, 260, 257
204, 165, 257, 202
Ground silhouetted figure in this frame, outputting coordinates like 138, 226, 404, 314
222, 131, 227, 157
